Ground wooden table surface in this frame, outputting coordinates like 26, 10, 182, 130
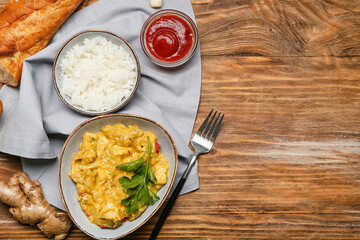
1, 0, 360, 239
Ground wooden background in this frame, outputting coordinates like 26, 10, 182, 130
1, 0, 360, 239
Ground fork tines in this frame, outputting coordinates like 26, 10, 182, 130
197, 109, 224, 141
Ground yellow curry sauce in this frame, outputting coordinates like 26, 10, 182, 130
69, 124, 169, 228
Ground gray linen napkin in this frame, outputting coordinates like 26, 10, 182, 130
0, 0, 201, 210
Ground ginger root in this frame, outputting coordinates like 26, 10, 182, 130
0, 172, 72, 240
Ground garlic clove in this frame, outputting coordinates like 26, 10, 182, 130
150, 0, 162, 8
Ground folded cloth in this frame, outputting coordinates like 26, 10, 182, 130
0, 0, 201, 211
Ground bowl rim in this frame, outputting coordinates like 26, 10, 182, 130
58, 113, 178, 239
53, 30, 141, 116
140, 9, 199, 67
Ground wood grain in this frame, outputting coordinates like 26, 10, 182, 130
1, 0, 360, 239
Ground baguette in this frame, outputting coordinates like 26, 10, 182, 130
0, 0, 85, 87
0, 0, 56, 30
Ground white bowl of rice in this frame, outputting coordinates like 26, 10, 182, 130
53, 30, 140, 116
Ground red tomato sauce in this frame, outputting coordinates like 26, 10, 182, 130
145, 14, 193, 62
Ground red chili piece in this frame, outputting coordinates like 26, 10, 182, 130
155, 142, 160, 153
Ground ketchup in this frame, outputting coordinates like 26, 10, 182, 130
145, 14, 193, 62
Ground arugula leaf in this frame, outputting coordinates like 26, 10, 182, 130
116, 156, 144, 172
118, 136, 159, 214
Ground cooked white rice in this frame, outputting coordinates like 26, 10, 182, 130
59, 36, 137, 111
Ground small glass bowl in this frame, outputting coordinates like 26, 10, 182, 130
140, 9, 199, 67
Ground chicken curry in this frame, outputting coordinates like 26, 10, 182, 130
69, 124, 169, 228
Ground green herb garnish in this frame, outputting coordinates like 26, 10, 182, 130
117, 157, 143, 172
100, 220, 122, 229
115, 221, 123, 228
116, 137, 159, 214
106, 220, 114, 228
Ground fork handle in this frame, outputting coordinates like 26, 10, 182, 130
149, 177, 186, 240
149, 154, 198, 240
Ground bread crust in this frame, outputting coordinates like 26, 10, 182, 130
0, 0, 85, 87
0, 0, 56, 29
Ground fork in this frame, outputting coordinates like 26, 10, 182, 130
149, 109, 224, 240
